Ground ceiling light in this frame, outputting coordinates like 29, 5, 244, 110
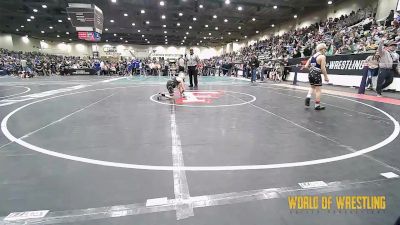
256, 30, 259, 33
20, 25, 24, 28
236, 39, 238, 42
106, 40, 109, 42
164, 31, 167, 33
114, 33, 117, 36
142, 34, 145, 37
132, 23, 136, 26
110, 19, 114, 23
138, 29, 141, 32
69, 39, 72, 41
294, 15, 298, 18
179, 12, 183, 16
177, 23, 180, 26
213, 15, 217, 19
252, 18, 256, 21
244, 36, 247, 38
208, 33, 211, 35
328, 1, 333, 4
41, 31, 45, 33
147, 41, 150, 44
205, 24, 208, 27
193, 17, 197, 21
225, 0, 230, 4
58, 19, 62, 23
57, 35, 60, 37
30, 16, 35, 19
146, 21, 150, 24
111, 0, 116, 2
125, 40, 128, 43
271, 24, 275, 27
161, 15, 166, 19
197, 43, 199, 45
203, 37, 206, 39
16, 29, 19, 31
184, 36, 187, 39
237, 6, 243, 11
67, 17, 71, 21
120, 37, 123, 40
224, 19, 228, 22
66, 32, 69, 34
141, 9, 145, 14
200, 40, 202, 43
33, 9, 38, 13
228, 32, 231, 35
42, 5, 47, 8
105, 28, 109, 31
273, 5, 278, 9
189, 26, 192, 29
165, 42, 168, 44
124, 13, 128, 17
220, 36, 223, 39
238, 26, 241, 29
49, 26, 53, 29
186, 32, 189, 35
145, 38, 148, 41
215, 27, 218, 30
165, 36, 167, 38
163, 24, 166, 27
160, 1, 165, 6
199, 4, 203, 8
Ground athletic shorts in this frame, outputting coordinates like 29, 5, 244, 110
308, 68, 322, 86
166, 80, 176, 94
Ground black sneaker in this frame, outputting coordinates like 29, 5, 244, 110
314, 105, 326, 110
305, 97, 311, 107
189, 85, 193, 88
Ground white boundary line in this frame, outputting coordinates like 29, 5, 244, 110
149, 90, 257, 108
0, 85, 399, 171
0, 86, 31, 99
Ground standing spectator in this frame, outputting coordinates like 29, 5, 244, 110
178, 55, 185, 72
376, 41, 398, 96
185, 48, 200, 88
249, 55, 260, 83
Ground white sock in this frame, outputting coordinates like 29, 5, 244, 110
306, 90, 312, 98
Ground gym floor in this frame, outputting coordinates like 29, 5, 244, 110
0, 75, 399, 225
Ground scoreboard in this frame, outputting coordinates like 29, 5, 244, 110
77, 32, 101, 42
67, 3, 103, 34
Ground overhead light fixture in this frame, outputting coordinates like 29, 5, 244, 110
200, 40, 202, 43
67, 17, 71, 21
193, 17, 197, 21
228, 32, 231, 35
221, 37, 223, 39
42, 5, 47, 8
271, 24, 275, 27
147, 41, 150, 44
16, 29, 19, 32
146, 21, 150, 24
244, 35, 247, 38
213, 15, 217, 19
237, 6, 243, 11
142, 34, 145, 37
203, 37, 206, 39
141, 9, 145, 14
294, 15, 298, 18
197, 43, 199, 45
186, 32, 189, 35
225, 0, 230, 4
165, 35, 167, 38
49, 26, 53, 29
189, 26, 192, 29
27, 19, 31, 22
110, 19, 115, 23
252, 18, 256, 21
125, 40, 128, 43
106, 40, 109, 42
208, 33, 211, 36
205, 24, 208, 27
273, 5, 278, 9
236, 39, 238, 42
164, 31, 167, 33
33, 9, 38, 13
256, 30, 259, 33
161, 15, 166, 19
41, 31, 45, 33
238, 26, 241, 29
163, 24, 166, 27
69, 38, 72, 41
20, 25, 24, 28
111, 0, 117, 2
145, 38, 148, 41
57, 35, 60, 37
177, 23, 180, 26
124, 13, 128, 17
66, 32, 69, 34
179, 12, 183, 16
120, 37, 123, 40
215, 27, 218, 30
58, 19, 62, 23
184, 36, 187, 39
160, 1, 165, 6
114, 33, 117, 36
30, 16, 35, 19
104, 28, 108, 31
132, 23, 136, 26
224, 19, 228, 22
138, 29, 141, 32
328, 1, 333, 4
199, 4, 203, 8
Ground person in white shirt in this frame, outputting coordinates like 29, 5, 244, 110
185, 49, 200, 87
178, 55, 185, 72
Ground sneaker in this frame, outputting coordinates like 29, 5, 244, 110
189, 85, 193, 88
376, 94, 382, 97
315, 105, 326, 110
305, 97, 311, 107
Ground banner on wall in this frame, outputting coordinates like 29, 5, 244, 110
288, 53, 400, 77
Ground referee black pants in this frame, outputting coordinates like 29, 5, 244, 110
376, 68, 394, 95
188, 66, 198, 87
